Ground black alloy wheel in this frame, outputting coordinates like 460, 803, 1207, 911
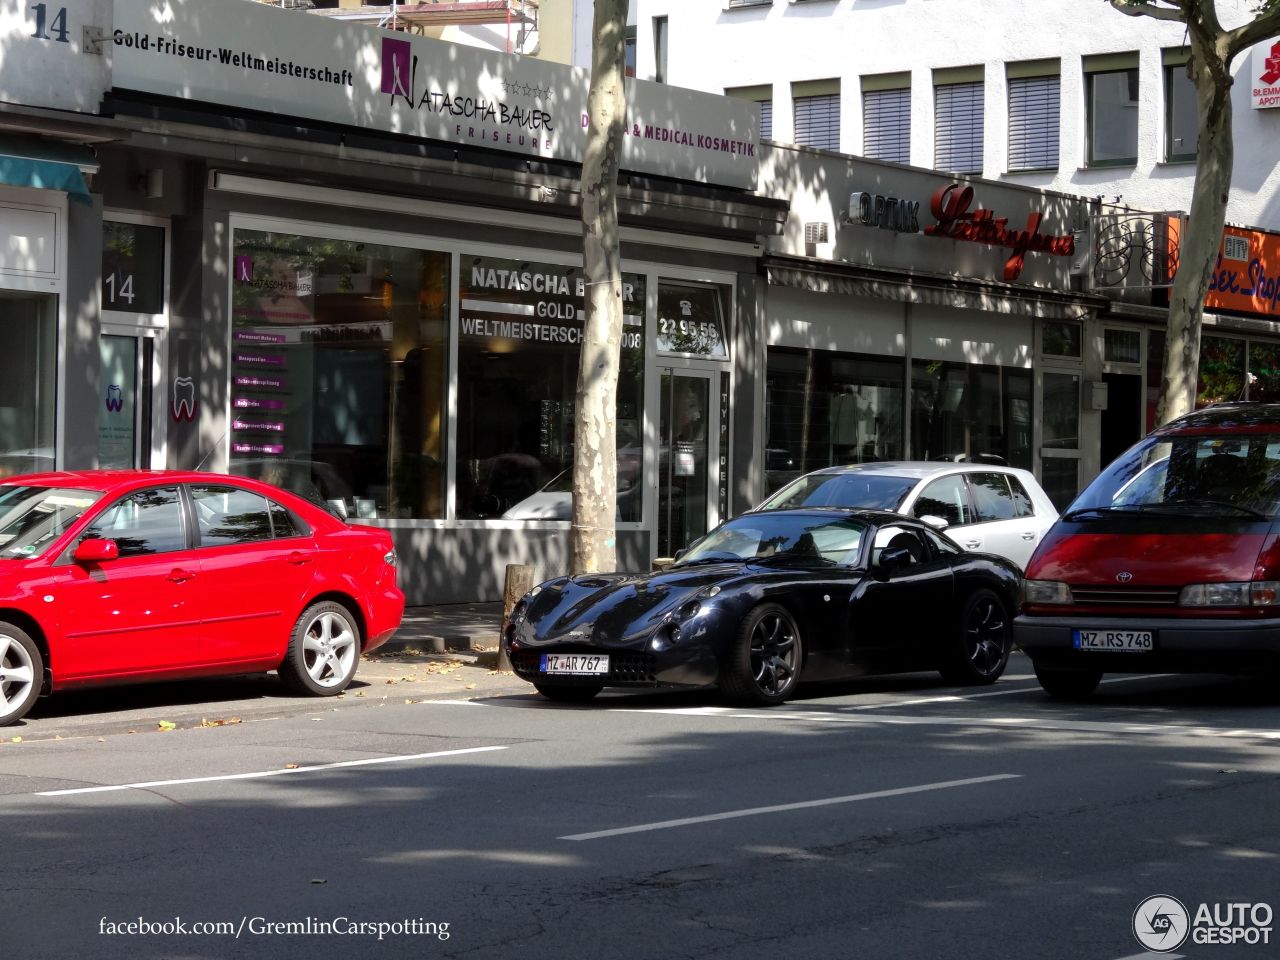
941, 589, 1011, 685
721, 602, 803, 707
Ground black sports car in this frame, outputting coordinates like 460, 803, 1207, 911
503, 508, 1022, 706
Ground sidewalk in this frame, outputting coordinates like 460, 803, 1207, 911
382, 602, 506, 658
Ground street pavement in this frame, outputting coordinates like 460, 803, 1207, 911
2, 651, 1278, 960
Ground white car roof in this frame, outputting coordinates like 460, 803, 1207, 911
804, 461, 1034, 481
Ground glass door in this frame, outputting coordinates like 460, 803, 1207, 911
657, 367, 719, 558
98, 328, 160, 469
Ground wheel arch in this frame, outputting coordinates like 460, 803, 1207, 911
752, 593, 811, 668
301, 592, 369, 649
0, 608, 52, 688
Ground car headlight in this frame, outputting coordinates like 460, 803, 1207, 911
1179, 581, 1280, 606
1022, 580, 1072, 605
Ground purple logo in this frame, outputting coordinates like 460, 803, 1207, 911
105, 384, 123, 413
234, 256, 254, 283
382, 37, 411, 97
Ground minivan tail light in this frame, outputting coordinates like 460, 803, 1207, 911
1178, 581, 1280, 607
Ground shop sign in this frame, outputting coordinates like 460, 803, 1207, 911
1253, 40, 1280, 109
460, 257, 645, 351
1206, 227, 1280, 317
923, 183, 1076, 282
845, 191, 920, 233
55, 0, 756, 190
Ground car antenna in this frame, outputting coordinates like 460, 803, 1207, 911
192, 428, 229, 473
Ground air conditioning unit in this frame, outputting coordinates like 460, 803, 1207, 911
804, 221, 829, 245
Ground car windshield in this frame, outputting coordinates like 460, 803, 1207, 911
0, 486, 101, 558
676, 515, 868, 567
757, 473, 917, 512
1066, 432, 1280, 519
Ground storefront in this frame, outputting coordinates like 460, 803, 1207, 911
757, 146, 1106, 509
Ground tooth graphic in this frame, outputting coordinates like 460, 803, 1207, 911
105, 384, 123, 413
172, 377, 196, 422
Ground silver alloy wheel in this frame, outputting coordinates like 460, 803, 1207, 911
0, 633, 36, 721
301, 610, 357, 688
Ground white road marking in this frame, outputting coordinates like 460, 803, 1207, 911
868, 674, 1174, 708
620, 706, 1280, 741
36, 745, 508, 797
1111, 953, 1184, 960
560, 773, 1022, 840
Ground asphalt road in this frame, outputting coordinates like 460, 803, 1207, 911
2, 654, 1278, 960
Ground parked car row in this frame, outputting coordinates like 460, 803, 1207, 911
5, 402, 1279, 724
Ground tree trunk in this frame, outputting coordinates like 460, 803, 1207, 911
572, 0, 627, 573
1156, 34, 1235, 424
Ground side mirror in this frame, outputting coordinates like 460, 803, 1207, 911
919, 515, 950, 531
673, 548, 688, 562
74, 538, 118, 563
877, 546, 912, 574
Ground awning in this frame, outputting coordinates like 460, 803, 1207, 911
0, 134, 97, 204
766, 255, 1106, 321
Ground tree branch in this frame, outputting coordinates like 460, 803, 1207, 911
1108, 0, 1189, 22
1225, 8, 1280, 59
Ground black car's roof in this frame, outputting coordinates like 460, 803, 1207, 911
739, 506, 917, 526
1160, 402, 1280, 432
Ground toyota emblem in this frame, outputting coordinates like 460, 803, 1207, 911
1116, 572, 1134, 583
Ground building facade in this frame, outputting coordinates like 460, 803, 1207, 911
633, 0, 1280, 230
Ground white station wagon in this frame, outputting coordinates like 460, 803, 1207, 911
753, 461, 1059, 570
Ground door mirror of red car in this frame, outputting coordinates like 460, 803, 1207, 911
73, 538, 119, 564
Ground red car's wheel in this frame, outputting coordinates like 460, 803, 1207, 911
279, 601, 360, 696
0, 623, 43, 726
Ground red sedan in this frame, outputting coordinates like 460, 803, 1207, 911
0, 470, 404, 726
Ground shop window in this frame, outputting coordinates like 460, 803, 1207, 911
657, 282, 728, 357
455, 256, 645, 522
1040, 457, 1079, 511
764, 348, 905, 495
1248, 341, 1280, 403
725, 85, 773, 142
228, 230, 450, 521
1086, 58, 1139, 166
910, 360, 1032, 467
759, 100, 773, 141
1007, 73, 1060, 171
0, 292, 56, 478
1196, 335, 1245, 407
653, 16, 667, 84
934, 79, 984, 174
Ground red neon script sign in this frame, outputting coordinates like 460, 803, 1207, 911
923, 183, 1075, 281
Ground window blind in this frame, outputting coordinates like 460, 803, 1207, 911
1007, 75, 1059, 170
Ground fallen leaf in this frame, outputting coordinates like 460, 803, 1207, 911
54, 734, 63, 740
464, 684, 477, 690
354, 691, 365, 698
9, 736, 22, 743
284, 763, 300, 769
97, 738, 105, 743
384, 679, 398, 685
157, 721, 176, 732
199, 716, 244, 728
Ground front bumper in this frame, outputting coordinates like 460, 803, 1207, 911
506, 641, 721, 690
1014, 613, 1280, 673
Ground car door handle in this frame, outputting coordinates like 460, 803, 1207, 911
1021, 532, 1038, 540
167, 568, 196, 583
286, 552, 313, 566
963, 540, 982, 549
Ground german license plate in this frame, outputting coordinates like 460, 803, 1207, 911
1072, 629, 1154, 652
540, 653, 609, 675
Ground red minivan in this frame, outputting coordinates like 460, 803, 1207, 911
1015, 402, 1280, 698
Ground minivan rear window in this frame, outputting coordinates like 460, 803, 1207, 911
1068, 433, 1280, 518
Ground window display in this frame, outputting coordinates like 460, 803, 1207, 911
910, 360, 1032, 467
455, 255, 645, 521
229, 230, 449, 519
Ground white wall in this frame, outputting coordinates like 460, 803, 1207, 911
634, 0, 1280, 230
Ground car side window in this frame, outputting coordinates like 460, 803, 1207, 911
913, 475, 973, 526
924, 528, 964, 557
969, 473, 1018, 522
269, 500, 305, 539
1006, 476, 1035, 517
190, 485, 273, 547
872, 525, 928, 567
82, 486, 186, 557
